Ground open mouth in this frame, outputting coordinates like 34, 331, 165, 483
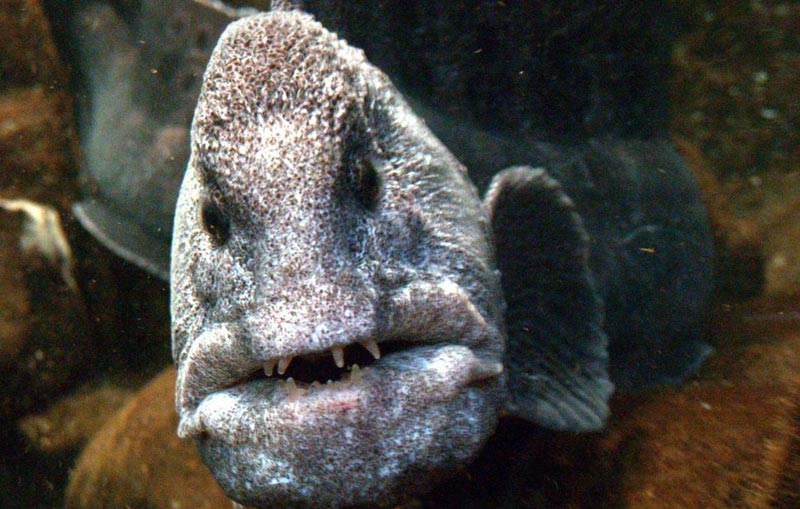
265, 339, 381, 382
175, 279, 506, 440
241, 339, 419, 394
177, 335, 503, 440
173, 281, 507, 509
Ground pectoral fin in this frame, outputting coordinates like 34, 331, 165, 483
484, 166, 612, 431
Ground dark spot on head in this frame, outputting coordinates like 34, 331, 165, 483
200, 191, 231, 245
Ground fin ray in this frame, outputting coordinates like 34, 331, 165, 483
485, 166, 612, 431
73, 199, 171, 280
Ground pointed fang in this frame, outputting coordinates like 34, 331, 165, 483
277, 356, 293, 375
470, 361, 504, 383
361, 339, 381, 360
350, 364, 362, 381
263, 359, 277, 377
331, 346, 344, 368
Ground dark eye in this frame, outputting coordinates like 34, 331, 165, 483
199, 192, 230, 245
352, 158, 381, 211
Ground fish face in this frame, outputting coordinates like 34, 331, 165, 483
170, 11, 505, 508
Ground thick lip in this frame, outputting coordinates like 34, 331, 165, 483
175, 280, 504, 439
182, 343, 503, 440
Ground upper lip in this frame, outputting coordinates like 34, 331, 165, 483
175, 279, 501, 434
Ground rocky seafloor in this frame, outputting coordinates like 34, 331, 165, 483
0, 0, 798, 508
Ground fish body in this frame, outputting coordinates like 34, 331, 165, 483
60, 3, 712, 508
170, 10, 715, 508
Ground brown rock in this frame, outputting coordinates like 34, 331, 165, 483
19, 382, 133, 455
0, 201, 93, 421
421, 295, 800, 509
571, 297, 800, 509
0, 0, 78, 213
0, 0, 65, 88
0, 1, 95, 423
670, 1, 800, 296
65, 366, 233, 509
601, 296, 800, 508
0, 86, 77, 210
772, 405, 800, 509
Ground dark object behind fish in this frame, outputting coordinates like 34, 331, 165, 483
49, 0, 252, 279
54, 0, 683, 279
295, 0, 712, 389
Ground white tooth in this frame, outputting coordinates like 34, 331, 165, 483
487, 362, 504, 376
331, 346, 344, 368
361, 339, 381, 360
350, 364, 362, 381
470, 361, 504, 381
263, 359, 277, 377
285, 377, 307, 400
277, 356, 293, 375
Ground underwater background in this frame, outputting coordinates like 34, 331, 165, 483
0, 0, 798, 508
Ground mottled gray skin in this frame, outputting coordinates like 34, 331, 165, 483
172, 11, 507, 508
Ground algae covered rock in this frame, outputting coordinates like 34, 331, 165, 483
0, 0, 77, 211
65, 367, 233, 509
0, 0, 92, 423
0, 200, 90, 421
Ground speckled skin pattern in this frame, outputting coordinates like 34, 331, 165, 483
171, 11, 506, 508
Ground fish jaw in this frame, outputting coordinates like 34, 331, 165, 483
174, 278, 506, 508
182, 344, 502, 508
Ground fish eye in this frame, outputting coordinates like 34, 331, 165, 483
199, 191, 231, 245
353, 158, 381, 212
